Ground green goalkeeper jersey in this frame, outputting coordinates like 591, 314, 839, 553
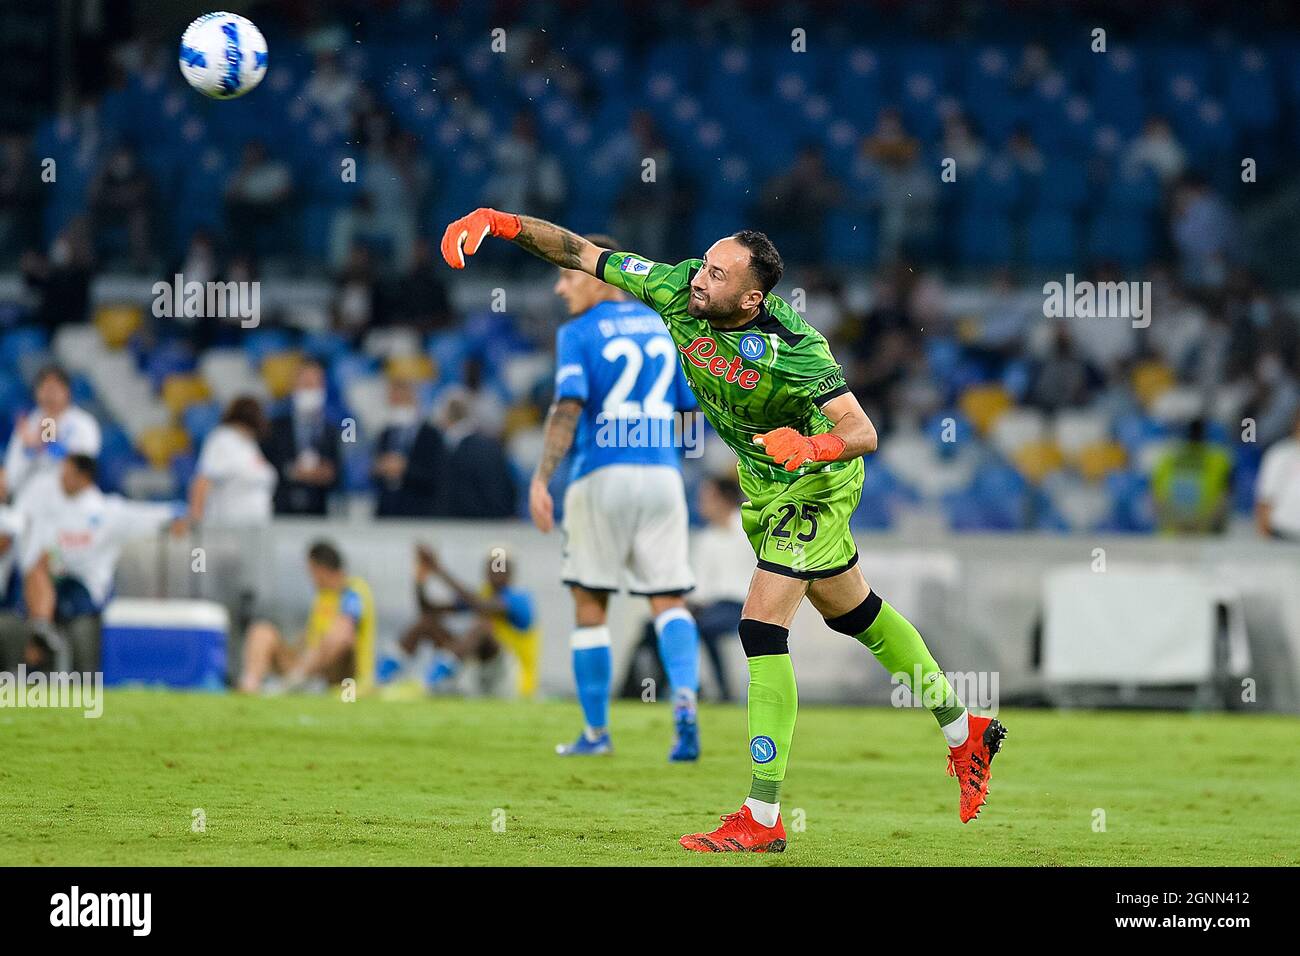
595, 250, 853, 486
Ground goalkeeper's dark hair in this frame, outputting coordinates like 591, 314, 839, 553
584, 233, 622, 251
732, 229, 783, 294
307, 540, 344, 571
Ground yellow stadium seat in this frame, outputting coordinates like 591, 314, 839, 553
261, 351, 303, 399
1131, 361, 1175, 409
137, 425, 191, 469
94, 305, 143, 349
1011, 440, 1064, 483
959, 385, 1013, 435
161, 373, 211, 416
386, 354, 435, 384
1076, 440, 1128, 482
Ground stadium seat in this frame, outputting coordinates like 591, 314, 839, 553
53, 325, 107, 372
385, 354, 435, 384
199, 349, 265, 405
1075, 440, 1128, 482
958, 384, 1013, 434
1011, 439, 1064, 483
161, 373, 212, 416
343, 375, 390, 438
990, 407, 1048, 457
1130, 361, 1176, 410
136, 424, 191, 470
1054, 408, 1111, 462
94, 305, 144, 350
182, 401, 223, 445
261, 352, 304, 399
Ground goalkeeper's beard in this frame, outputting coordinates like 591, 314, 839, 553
688, 290, 746, 327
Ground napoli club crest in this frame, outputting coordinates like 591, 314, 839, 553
750, 735, 777, 764
739, 333, 767, 361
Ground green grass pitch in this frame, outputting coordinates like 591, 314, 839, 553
3, 690, 1297, 866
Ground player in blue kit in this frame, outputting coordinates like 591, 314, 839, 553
528, 235, 704, 761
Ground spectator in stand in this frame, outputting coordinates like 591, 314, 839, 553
383, 236, 452, 332
225, 140, 293, 258
941, 113, 985, 175
0, 365, 101, 503
1244, 351, 1300, 450
333, 243, 380, 342
461, 357, 507, 439
20, 220, 95, 333
0, 133, 39, 262
87, 145, 154, 271
303, 50, 359, 120
687, 475, 753, 701
757, 144, 842, 265
1028, 325, 1101, 412
846, 265, 921, 428
1171, 172, 1238, 291
188, 396, 277, 529
9, 455, 188, 672
1007, 127, 1044, 180
486, 111, 566, 225
372, 378, 444, 518
1151, 418, 1232, 535
862, 108, 935, 260
609, 111, 678, 260
264, 360, 340, 516
1124, 116, 1187, 187
435, 388, 516, 518
1255, 410, 1300, 542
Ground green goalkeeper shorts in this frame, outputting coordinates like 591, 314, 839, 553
739, 457, 864, 579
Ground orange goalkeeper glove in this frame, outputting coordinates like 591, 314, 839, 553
440, 207, 522, 269
752, 427, 845, 472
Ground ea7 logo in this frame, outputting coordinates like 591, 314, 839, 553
679, 337, 761, 389
50, 886, 151, 936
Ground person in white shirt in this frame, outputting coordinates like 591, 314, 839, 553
16, 455, 187, 671
1255, 411, 1300, 542
0, 365, 101, 502
187, 396, 278, 668
688, 475, 754, 701
188, 396, 277, 529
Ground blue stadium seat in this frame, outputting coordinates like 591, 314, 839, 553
957, 210, 1013, 263
0, 328, 48, 371
1088, 210, 1152, 265
1026, 210, 1079, 265
182, 401, 223, 445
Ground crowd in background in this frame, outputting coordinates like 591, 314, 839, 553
0, 1, 1298, 537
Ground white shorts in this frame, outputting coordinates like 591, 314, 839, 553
561, 464, 694, 596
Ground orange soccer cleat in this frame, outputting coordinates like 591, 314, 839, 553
679, 805, 787, 853
947, 714, 1008, 823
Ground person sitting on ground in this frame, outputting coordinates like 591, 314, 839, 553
238, 540, 376, 694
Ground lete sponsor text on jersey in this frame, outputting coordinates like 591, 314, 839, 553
679, 336, 762, 389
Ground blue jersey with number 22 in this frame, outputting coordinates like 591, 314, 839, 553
554, 299, 696, 483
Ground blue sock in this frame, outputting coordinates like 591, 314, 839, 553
571, 626, 612, 732
654, 608, 700, 708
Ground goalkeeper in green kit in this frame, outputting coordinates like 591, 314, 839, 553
441, 207, 1008, 853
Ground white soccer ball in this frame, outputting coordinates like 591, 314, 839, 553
178, 12, 268, 99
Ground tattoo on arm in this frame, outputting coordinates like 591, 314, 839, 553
535, 399, 581, 483
513, 216, 594, 272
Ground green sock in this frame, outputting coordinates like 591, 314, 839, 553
746, 652, 798, 804
854, 599, 965, 729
